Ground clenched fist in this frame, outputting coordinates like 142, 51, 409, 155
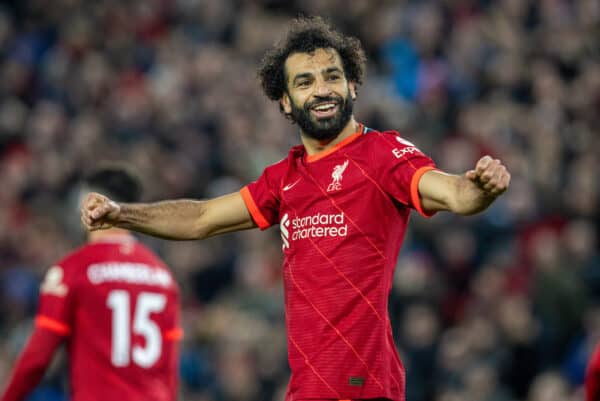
81, 192, 121, 231
465, 156, 511, 196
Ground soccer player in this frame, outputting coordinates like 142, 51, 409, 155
81, 17, 510, 401
2, 165, 181, 401
586, 344, 600, 401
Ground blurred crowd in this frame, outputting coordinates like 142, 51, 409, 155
0, 0, 599, 401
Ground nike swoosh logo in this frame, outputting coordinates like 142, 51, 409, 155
283, 179, 301, 191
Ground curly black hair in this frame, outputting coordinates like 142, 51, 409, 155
258, 16, 367, 102
84, 162, 143, 203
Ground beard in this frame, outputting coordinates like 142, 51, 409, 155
288, 90, 354, 141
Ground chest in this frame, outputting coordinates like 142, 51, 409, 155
281, 156, 361, 207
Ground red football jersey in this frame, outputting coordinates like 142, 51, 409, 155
587, 343, 600, 401
36, 236, 181, 401
240, 124, 436, 401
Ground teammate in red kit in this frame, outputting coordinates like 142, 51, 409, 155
2, 165, 181, 401
586, 344, 600, 401
81, 17, 510, 401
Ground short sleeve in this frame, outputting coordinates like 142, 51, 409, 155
35, 263, 77, 336
240, 162, 284, 230
372, 132, 437, 217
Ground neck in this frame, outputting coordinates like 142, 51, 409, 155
88, 228, 134, 243
300, 117, 359, 156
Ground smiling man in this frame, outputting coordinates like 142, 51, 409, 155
282, 49, 355, 141
81, 17, 510, 401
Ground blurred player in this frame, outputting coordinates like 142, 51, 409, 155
81, 17, 510, 401
587, 344, 600, 401
1, 164, 181, 401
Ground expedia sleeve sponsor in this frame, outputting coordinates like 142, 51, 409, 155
372, 131, 436, 208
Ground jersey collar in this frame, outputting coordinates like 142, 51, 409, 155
305, 123, 364, 163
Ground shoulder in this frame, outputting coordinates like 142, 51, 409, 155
363, 128, 418, 148
256, 145, 303, 182
263, 156, 290, 175
359, 127, 425, 159
54, 244, 95, 272
43, 244, 101, 291
40, 246, 91, 296
133, 242, 169, 270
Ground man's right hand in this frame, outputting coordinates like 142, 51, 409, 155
81, 192, 121, 231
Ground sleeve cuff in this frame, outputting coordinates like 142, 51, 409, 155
164, 328, 184, 341
240, 186, 271, 230
410, 166, 437, 218
35, 315, 71, 336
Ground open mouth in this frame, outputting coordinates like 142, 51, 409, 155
310, 102, 339, 119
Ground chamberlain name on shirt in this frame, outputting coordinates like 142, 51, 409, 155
291, 212, 348, 240
87, 263, 172, 287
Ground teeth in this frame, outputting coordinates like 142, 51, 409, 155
313, 103, 336, 111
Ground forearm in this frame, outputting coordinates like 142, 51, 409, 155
116, 200, 208, 240
418, 160, 508, 216
84, 191, 255, 238
450, 175, 498, 215
1, 329, 62, 401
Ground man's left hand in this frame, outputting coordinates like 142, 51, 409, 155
465, 155, 511, 196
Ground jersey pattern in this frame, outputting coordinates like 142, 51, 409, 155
240, 124, 436, 401
36, 237, 181, 401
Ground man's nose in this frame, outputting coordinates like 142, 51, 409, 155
314, 79, 332, 96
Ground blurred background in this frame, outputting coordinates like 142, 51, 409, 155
0, 0, 598, 400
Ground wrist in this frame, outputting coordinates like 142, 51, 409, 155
110, 201, 126, 226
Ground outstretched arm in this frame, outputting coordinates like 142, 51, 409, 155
81, 192, 257, 240
417, 156, 510, 215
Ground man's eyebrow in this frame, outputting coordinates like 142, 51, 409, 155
292, 72, 313, 83
291, 67, 343, 83
324, 67, 343, 74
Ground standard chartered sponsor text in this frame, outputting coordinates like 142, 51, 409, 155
291, 212, 348, 240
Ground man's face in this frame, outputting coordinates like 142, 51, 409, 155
281, 48, 356, 141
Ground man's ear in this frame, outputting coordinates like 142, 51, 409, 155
349, 82, 357, 101
281, 92, 292, 114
